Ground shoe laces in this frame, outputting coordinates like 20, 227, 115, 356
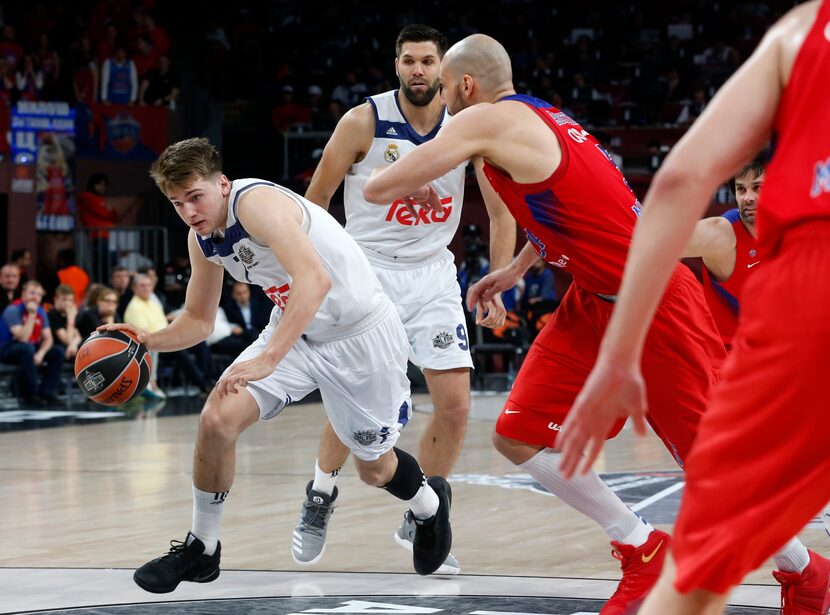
300, 498, 332, 534
159, 539, 187, 561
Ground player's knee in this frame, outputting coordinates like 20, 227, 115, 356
491, 431, 521, 463
355, 462, 387, 487
199, 401, 241, 442
435, 402, 470, 433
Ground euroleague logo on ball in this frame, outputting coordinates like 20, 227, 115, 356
82, 371, 106, 394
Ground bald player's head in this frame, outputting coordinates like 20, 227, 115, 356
441, 34, 513, 110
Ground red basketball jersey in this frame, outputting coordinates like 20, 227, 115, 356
758, 0, 830, 249
701, 209, 759, 348
482, 95, 639, 295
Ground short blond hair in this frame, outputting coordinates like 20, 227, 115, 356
149, 137, 223, 195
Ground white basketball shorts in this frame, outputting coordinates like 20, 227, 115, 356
227, 299, 412, 461
369, 249, 473, 371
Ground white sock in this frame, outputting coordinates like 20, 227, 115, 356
408, 476, 440, 520
191, 484, 227, 556
311, 459, 340, 496
521, 448, 654, 546
773, 537, 810, 573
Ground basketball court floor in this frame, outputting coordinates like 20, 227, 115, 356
2, 390, 826, 614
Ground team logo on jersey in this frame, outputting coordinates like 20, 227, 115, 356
384, 143, 400, 163
386, 198, 453, 225
353, 429, 378, 445
811, 155, 830, 197
432, 331, 455, 349
237, 244, 255, 265
749, 248, 757, 258
264, 283, 291, 310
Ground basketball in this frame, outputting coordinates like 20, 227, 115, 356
74, 330, 153, 406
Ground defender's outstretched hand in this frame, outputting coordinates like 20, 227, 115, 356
555, 357, 649, 479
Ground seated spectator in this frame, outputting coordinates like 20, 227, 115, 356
77, 286, 121, 341
10, 248, 32, 286
211, 282, 268, 359
56, 248, 90, 307
223, 281, 270, 339
271, 85, 311, 133
138, 264, 214, 384
1, 263, 21, 311
71, 33, 99, 105
162, 254, 191, 309
522, 258, 559, 340
124, 273, 168, 399
0, 280, 64, 406
125, 273, 212, 398
109, 266, 132, 314
49, 284, 82, 360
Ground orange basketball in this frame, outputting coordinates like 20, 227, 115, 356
74, 330, 152, 406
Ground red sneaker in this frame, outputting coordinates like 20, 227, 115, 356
600, 529, 671, 615
773, 549, 830, 614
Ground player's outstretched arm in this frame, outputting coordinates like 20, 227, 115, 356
305, 104, 374, 210
474, 158, 516, 328
363, 104, 495, 205
555, 5, 798, 478
217, 188, 331, 398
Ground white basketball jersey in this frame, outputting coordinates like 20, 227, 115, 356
344, 90, 467, 262
196, 179, 387, 341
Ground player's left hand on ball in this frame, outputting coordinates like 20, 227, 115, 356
217, 356, 275, 398
554, 356, 649, 479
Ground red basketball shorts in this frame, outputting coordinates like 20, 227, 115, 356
496, 264, 725, 466
673, 221, 830, 594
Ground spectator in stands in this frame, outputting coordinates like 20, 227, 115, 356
124, 273, 168, 399
307, 84, 326, 129
131, 34, 158, 80
78, 173, 117, 281
0, 263, 21, 311
0, 280, 64, 407
76, 286, 120, 341
95, 23, 120, 66
15, 55, 44, 102
331, 70, 368, 109
117, 248, 154, 273
100, 45, 138, 105
138, 54, 180, 109
215, 282, 269, 358
522, 258, 559, 341
110, 265, 132, 318
271, 84, 311, 133
71, 33, 99, 105
0, 24, 24, 68
141, 12, 170, 58
10, 248, 31, 286
36, 33, 60, 101
162, 253, 191, 309
56, 249, 90, 307
0, 57, 15, 106
676, 84, 709, 126
48, 284, 81, 360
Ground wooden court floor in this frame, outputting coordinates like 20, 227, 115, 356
1, 391, 826, 612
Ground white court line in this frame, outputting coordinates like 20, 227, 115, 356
630, 480, 685, 513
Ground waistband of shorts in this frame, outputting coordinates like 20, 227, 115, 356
306, 298, 395, 343
361, 246, 451, 269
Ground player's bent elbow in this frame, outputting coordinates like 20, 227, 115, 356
362, 182, 386, 205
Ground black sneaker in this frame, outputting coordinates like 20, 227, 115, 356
133, 532, 221, 593
412, 476, 452, 575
